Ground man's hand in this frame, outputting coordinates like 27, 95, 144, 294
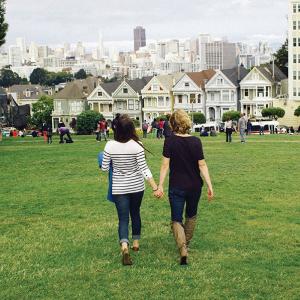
154, 185, 164, 199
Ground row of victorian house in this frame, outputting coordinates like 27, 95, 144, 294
7, 64, 288, 130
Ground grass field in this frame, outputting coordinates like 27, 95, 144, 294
0, 133, 299, 300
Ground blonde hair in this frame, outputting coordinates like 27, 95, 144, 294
170, 110, 192, 134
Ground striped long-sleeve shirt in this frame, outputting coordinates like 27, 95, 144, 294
101, 140, 153, 195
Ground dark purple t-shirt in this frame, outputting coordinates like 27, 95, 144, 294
163, 135, 204, 192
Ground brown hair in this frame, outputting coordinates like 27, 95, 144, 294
169, 110, 192, 134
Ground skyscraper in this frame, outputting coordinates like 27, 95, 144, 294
288, 0, 300, 100
134, 26, 146, 52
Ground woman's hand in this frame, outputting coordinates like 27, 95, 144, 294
154, 185, 164, 198
207, 186, 214, 201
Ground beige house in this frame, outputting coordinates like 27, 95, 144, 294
52, 77, 99, 130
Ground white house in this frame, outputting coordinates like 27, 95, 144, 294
205, 67, 249, 122
141, 73, 183, 121
239, 64, 287, 117
173, 70, 215, 114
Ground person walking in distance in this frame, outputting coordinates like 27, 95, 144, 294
101, 115, 160, 266
99, 118, 107, 142
112, 113, 120, 137
238, 113, 247, 143
225, 117, 233, 143
142, 120, 148, 138
155, 110, 214, 265
96, 120, 101, 142
158, 118, 164, 139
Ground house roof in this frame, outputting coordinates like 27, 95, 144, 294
100, 80, 123, 96
126, 77, 153, 93
221, 66, 249, 87
186, 69, 216, 89
155, 73, 184, 90
8, 84, 50, 100
256, 64, 287, 83
54, 77, 99, 99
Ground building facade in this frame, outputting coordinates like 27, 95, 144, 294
134, 26, 146, 52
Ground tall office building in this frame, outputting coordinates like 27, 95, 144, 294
134, 26, 146, 52
289, 0, 300, 100
8, 46, 22, 67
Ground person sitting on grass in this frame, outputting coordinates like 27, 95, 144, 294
101, 114, 160, 266
155, 110, 214, 265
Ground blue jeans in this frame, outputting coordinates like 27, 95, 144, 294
114, 191, 144, 244
239, 128, 246, 142
168, 188, 202, 223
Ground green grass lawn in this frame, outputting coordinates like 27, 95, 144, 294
0, 133, 299, 300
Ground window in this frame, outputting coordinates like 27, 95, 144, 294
217, 78, 223, 85
190, 94, 196, 104
166, 97, 170, 107
245, 89, 249, 97
211, 93, 215, 101
109, 104, 112, 112
266, 87, 269, 97
298, 89, 300, 97
293, 88, 297, 96
178, 95, 183, 103
197, 94, 201, 103
158, 96, 164, 107
294, 54, 297, 63
294, 21, 297, 30
117, 101, 123, 110
135, 100, 139, 110
55, 101, 62, 112
97, 91, 102, 97
123, 88, 128, 94
294, 71, 297, 80
128, 99, 134, 110
294, 3, 297, 13
294, 38, 297, 47
184, 82, 190, 87
298, 3, 300, 12
298, 54, 300, 63
25, 90, 31, 97
257, 87, 264, 97
298, 38, 300, 47
70, 101, 82, 113
147, 98, 152, 107
298, 21, 300, 30
298, 71, 300, 80
152, 85, 159, 92
223, 91, 229, 102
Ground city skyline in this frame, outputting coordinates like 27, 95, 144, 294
5, 0, 287, 50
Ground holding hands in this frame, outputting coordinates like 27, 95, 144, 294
153, 185, 164, 199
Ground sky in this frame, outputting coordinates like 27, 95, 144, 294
5, 0, 288, 50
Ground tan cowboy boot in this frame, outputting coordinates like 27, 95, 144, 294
172, 222, 188, 265
184, 216, 197, 247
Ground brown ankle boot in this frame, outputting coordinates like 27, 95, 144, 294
172, 222, 188, 265
184, 216, 197, 247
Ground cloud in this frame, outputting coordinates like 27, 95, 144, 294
4, 0, 287, 50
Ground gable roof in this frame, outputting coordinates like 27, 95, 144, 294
186, 69, 216, 89
256, 64, 287, 83
8, 84, 50, 100
221, 66, 249, 87
126, 77, 153, 93
100, 80, 122, 96
156, 73, 184, 90
54, 77, 99, 100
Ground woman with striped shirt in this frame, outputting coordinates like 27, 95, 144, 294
101, 115, 159, 266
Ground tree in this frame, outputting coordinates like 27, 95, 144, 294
20, 78, 29, 84
294, 106, 300, 117
76, 110, 103, 135
30, 68, 48, 85
45, 71, 73, 86
222, 111, 241, 122
131, 118, 140, 128
261, 107, 285, 119
0, 68, 21, 87
31, 95, 54, 128
190, 112, 206, 124
273, 39, 288, 76
0, 1, 8, 47
74, 69, 87, 80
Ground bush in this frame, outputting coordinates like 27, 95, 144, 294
294, 106, 300, 117
156, 115, 168, 121
261, 107, 285, 119
131, 118, 140, 128
76, 110, 103, 135
222, 111, 240, 122
190, 112, 206, 124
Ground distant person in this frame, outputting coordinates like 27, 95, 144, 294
99, 119, 107, 141
259, 121, 264, 135
69, 118, 77, 131
163, 115, 173, 138
142, 120, 149, 138
238, 113, 247, 143
112, 113, 120, 136
0, 125, 2, 142
151, 118, 158, 138
101, 115, 159, 266
200, 128, 208, 137
290, 126, 295, 135
58, 127, 73, 144
58, 120, 65, 128
42, 122, 48, 142
247, 120, 252, 135
47, 124, 53, 144
32, 130, 38, 138
158, 119, 164, 139
106, 125, 110, 139
297, 126, 300, 134
225, 117, 233, 143
210, 127, 217, 137
155, 110, 213, 265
